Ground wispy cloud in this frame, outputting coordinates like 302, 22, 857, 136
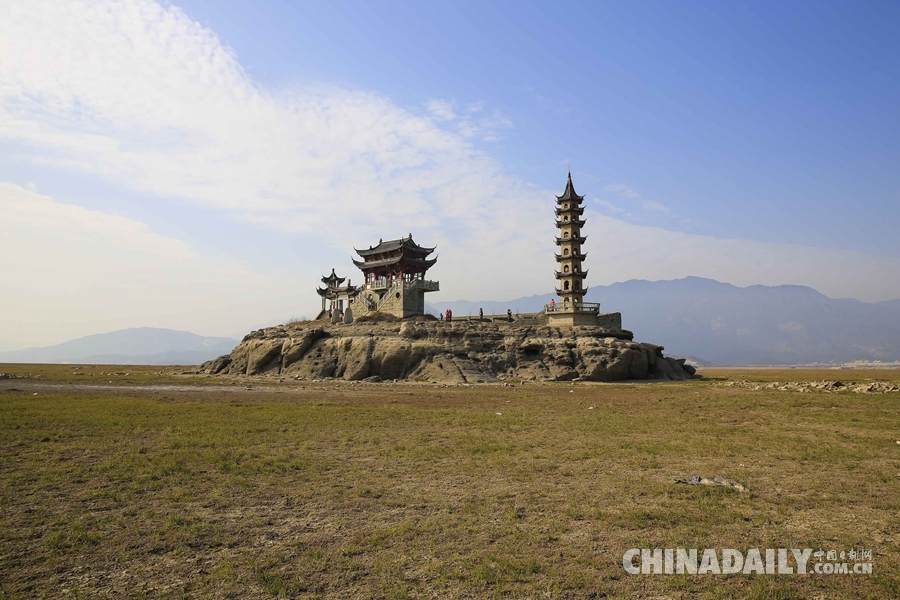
426, 99, 512, 141
0, 1, 539, 286
593, 197, 632, 218
603, 184, 642, 199
0, 183, 300, 347
523, 84, 571, 116
427, 99, 457, 121
604, 184, 671, 214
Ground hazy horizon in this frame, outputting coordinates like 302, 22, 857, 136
3, 276, 898, 354
2, 1, 898, 350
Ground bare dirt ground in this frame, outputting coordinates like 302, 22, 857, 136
1, 365, 898, 599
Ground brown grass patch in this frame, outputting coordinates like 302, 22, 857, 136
0, 367, 898, 598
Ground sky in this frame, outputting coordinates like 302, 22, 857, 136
1, 0, 899, 350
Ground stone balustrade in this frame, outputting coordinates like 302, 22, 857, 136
544, 302, 601, 314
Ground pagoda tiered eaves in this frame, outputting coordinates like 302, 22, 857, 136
555, 205, 584, 217
555, 252, 587, 262
556, 235, 587, 245
555, 218, 586, 228
548, 172, 595, 325
555, 270, 588, 280
556, 286, 589, 296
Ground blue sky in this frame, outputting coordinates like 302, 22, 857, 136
1, 0, 899, 349
177, 0, 900, 253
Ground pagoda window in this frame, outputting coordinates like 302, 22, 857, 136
563, 265, 570, 273
574, 281, 580, 290
564, 216, 569, 222
564, 204, 569, 209
574, 266, 580, 273
564, 232, 570, 239
563, 248, 570, 256
564, 281, 570, 291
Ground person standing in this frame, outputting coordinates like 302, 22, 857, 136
507, 308, 513, 322
479, 307, 483, 321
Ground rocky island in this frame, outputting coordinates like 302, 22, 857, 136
201, 318, 697, 383
205, 173, 699, 383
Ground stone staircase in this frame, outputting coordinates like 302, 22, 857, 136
355, 281, 402, 317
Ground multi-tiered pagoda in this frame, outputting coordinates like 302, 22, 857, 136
352, 234, 439, 317
547, 173, 602, 326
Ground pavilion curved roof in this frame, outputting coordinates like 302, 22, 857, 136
317, 285, 359, 297
352, 255, 437, 270
354, 234, 435, 257
320, 268, 345, 286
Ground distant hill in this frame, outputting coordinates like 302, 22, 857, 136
6, 280, 898, 367
428, 277, 900, 365
0, 328, 239, 365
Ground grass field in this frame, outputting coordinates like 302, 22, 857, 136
1, 365, 898, 598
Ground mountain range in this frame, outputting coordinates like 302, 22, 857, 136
3, 278, 899, 366
428, 277, 900, 365
0, 327, 238, 365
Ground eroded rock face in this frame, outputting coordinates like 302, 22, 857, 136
201, 320, 698, 383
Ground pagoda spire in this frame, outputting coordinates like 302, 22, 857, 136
557, 171, 584, 202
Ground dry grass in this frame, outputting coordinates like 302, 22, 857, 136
284, 318, 318, 327
0, 366, 898, 598
355, 312, 399, 323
